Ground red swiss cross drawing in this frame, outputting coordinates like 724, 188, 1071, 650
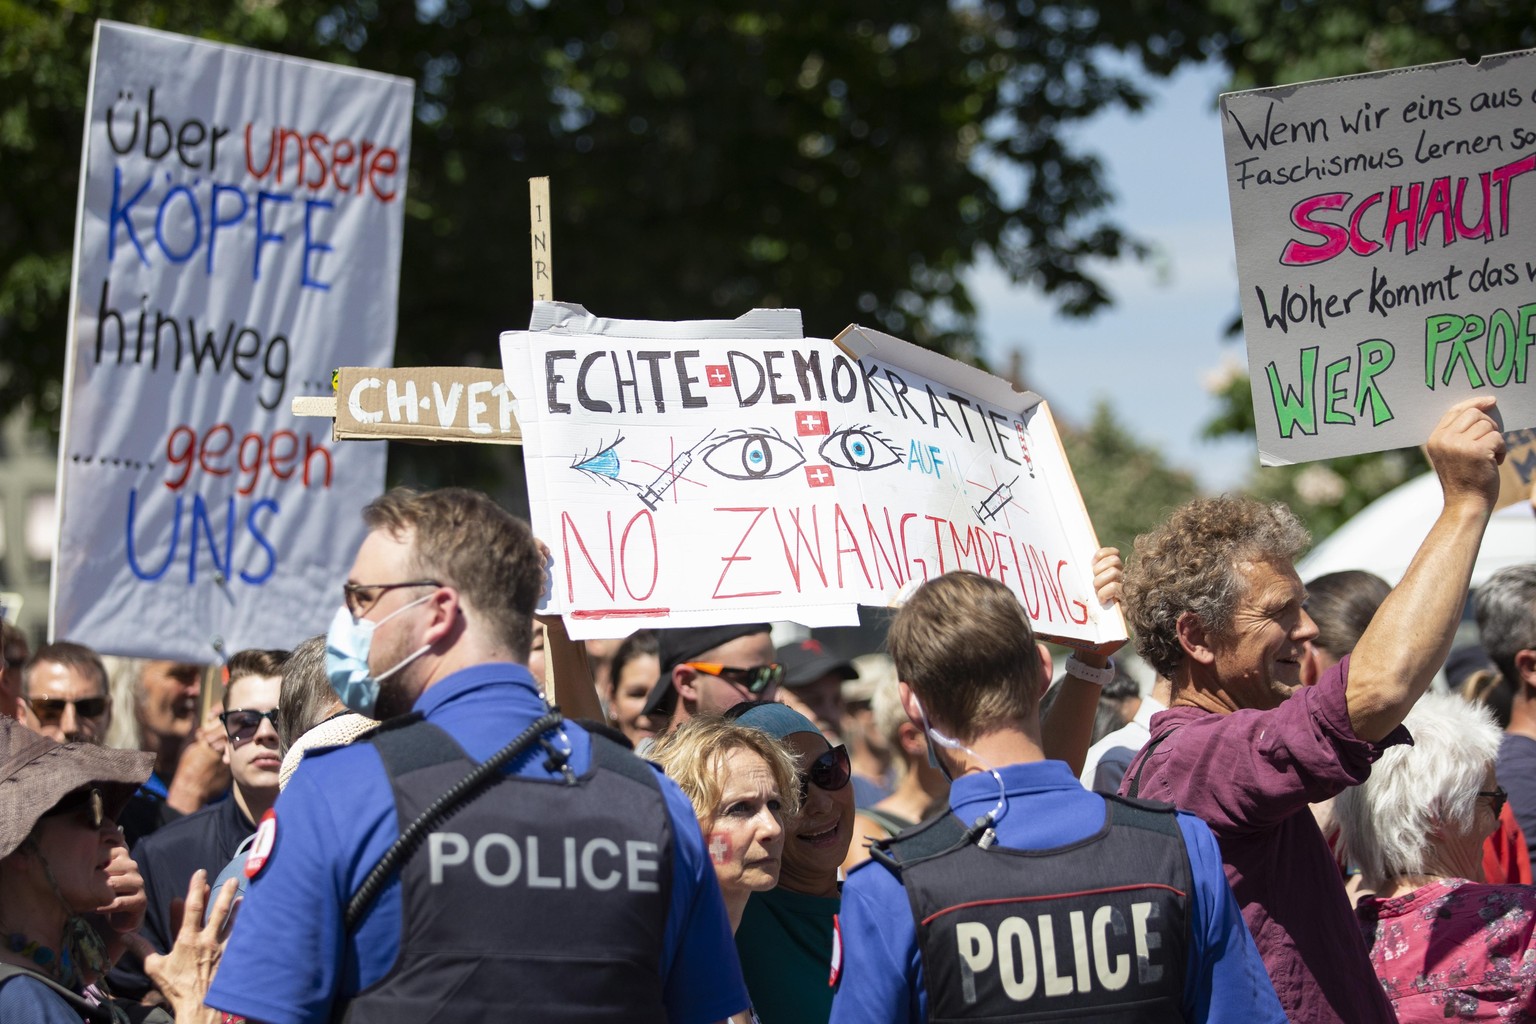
796, 410, 830, 436
805, 464, 835, 488
244, 808, 278, 880
705, 364, 732, 387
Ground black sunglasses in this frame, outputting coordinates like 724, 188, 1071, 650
342, 580, 440, 621
799, 744, 852, 803
27, 696, 109, 725
1481, 786, 1508, 818
220, 708, 281, 743
43, 787, 106, 829
685, 662, 785, 696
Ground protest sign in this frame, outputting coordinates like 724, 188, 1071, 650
503, 302, 1125, 648
51, 22, 412, 661
333, 367, 521, 444
1222, 50, 1536, 465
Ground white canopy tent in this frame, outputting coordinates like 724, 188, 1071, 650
1298, 473, 1536, 588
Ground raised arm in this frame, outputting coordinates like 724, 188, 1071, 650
1346, 396, 1504, 741
1042, 547, 1126, 772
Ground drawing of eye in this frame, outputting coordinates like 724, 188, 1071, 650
819, 426, 902, 471
700, 429, 806, 481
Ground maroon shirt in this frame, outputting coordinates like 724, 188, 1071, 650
1121, 654, 1406, 1024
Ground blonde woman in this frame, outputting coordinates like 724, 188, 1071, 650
651, 717, 800, 932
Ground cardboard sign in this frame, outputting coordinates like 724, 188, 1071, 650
51, 22, 412, 660
1501, 427, 1536, 508
334, 367, 521, 444
1222, 50, 1536, 466
502, 303, 1125, 648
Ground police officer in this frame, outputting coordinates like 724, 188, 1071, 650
828, 571, 1286, 1024
207, 487, 749, 1023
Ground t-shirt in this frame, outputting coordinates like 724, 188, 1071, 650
207, 664, 747, 1024
1498, 734, 1536, 863
1121, 654, 1404, 1024
736, 885, 841, 1024
1080, 694, 1166, 794
831, 760, 1285, 1024
1357, 877, 1536, 1021
0, 974, 88, 1024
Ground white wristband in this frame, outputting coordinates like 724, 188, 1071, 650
1065, 653, 1115, 687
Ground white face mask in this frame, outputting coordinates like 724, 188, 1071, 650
324, 595, 432, 718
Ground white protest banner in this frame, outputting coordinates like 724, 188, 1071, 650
503, 303, 1124, 648
52, 22, 412, 661
1222, 50, 1536, 465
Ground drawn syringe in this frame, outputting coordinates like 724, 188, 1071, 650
637, 432, 714, 510
973, 475, 1020, 523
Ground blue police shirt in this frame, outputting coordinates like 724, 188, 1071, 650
207, 664, 748, 1024
829, 760, 1286, 1024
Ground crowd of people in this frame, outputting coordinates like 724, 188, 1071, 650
0, 395, 1532, 1022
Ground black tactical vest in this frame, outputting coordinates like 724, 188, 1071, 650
873, 795, 1191, 1023
340, 719, 673, 1024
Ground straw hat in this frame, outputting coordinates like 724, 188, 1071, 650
0, 717, 153, 859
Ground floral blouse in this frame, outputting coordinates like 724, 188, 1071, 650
1357, 877, 1536, 1022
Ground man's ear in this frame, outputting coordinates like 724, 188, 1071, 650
1515, 649, 1536, 692
1035, 643, 1054, 694
898, 682, 923, 728
1176, 612, 1217, 666
897, 721, 927, 757
674, 665, 700, 703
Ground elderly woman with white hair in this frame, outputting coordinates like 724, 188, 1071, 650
1334, 691, 1536, 1021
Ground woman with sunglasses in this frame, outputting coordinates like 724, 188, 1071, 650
1333, 692, 1536, 1022
0, 717, 235, 1022
727, 701, 856, 1024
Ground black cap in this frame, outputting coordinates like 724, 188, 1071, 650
642, 623, 773, 716
777, 637, 858, 689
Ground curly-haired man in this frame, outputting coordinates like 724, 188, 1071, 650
1121, 397, 1506, 1024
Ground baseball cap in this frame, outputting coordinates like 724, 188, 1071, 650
777, 637, 858, 689
642, 623, 773, 717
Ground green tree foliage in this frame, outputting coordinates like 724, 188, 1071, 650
1059, 399, 1199, 560
0, 0, 1220, 434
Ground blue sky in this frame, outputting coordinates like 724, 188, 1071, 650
970, 63, 1257, 491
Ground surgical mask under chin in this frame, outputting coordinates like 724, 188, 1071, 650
325, 596, 432, 717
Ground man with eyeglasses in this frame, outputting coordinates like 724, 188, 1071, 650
208, 487, 749, 1024
116, 648, 285, 1002
642, 624, 782, 738
19, 641, 114, 745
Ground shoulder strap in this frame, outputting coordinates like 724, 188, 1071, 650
1125, 726, 1178, 799
367, 713, 468, 777
1102, 792, 1182, 837
868, 812, 970, 876
591, 733, 661, 791
344, 709, 565, 931
0, 964, 114, 1023
859, 807, 914, 838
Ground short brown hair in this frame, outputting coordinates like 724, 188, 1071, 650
23, 641, 109, 698
886, 571, 1040, 733
649, 717, 801, 828
226, 649, 286, 691
363, 487, 544, 660
1305, 570, 1390, 661
1125, 496, 1310, 680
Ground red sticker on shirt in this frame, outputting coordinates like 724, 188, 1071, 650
244, 808, 277, 880
829, 913, 843, 988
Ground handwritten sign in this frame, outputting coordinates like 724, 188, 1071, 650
51, 22, 412, 661
502, 303, 1125, 648
334, 367, 520, 444
1222, 50, 1536, 465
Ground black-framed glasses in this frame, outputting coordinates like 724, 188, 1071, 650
43, 787, 105, 829
342, 580, 440, 621
684, 662, 784, 696
799, 744, 852, 803
1480, 786, 1508, 818
27, 696, 109, 725
220, 708, 281, 743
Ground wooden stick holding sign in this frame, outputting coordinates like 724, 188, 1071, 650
530, 176, 553, 302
